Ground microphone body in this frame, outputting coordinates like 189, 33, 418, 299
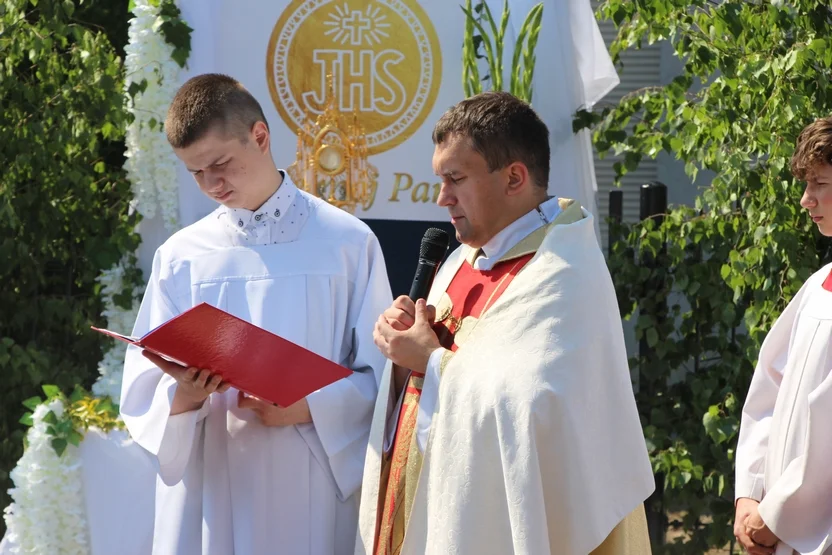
408, 258, 442, 301
408, 228, 450, 301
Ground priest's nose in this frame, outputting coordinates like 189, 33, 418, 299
436, 181, 455, 207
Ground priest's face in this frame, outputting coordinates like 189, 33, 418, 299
801, 163, 832, 237
432, 134, 517, 248
174, 122, 274, 210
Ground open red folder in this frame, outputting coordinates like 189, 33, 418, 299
91, 302, 351, 407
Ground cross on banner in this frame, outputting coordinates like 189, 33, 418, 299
342, 10, 372, 45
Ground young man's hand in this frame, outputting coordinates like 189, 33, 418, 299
142, 350, 230, 415
237, 391, 312, 427
745, 504, 778, 550
734, 498, 776, 555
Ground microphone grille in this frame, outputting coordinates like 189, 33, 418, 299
419, 227, 450, 262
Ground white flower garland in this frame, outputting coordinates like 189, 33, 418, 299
91, 260, 142, 403
3, 402, 88, 555
3, 1, 184, 552
123, 0, 183, 233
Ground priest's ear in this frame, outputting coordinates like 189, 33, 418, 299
504, 161, 531, 197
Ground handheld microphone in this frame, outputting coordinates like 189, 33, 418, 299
408, 228, 450, 301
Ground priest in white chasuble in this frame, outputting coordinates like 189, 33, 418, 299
355, 91, 655, 555
735, 116, 832, 555
119, 74, 392, 555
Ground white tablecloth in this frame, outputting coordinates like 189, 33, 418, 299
1, 428, 156, 555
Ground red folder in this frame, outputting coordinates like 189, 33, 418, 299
91, 302, 351, 407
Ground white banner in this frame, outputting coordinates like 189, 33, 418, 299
174, 0, 618, 225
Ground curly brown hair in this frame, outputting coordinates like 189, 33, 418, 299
165, 73, 268, 149
790, 116, 832, 180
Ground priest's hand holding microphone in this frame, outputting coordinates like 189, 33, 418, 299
374, 296, 438, 368
142, 350, 312, 426
374, 229, 448, 391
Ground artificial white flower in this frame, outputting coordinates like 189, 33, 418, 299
91, 258, 143, 403
4, 399, 88, 555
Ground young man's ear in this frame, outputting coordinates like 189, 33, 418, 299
252, 121, 270, 152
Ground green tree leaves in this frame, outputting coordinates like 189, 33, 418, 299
154, 0, 192, 68
580, 1, 832, 551
0, 0, 140, 532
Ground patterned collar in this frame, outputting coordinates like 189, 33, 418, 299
224, 171, 298, 231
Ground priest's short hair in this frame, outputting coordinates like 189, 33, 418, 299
791, 115, 832, 180
432, 91, 550, 189
165, 73, 269, 149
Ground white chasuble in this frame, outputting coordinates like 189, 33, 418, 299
357, 203, 655, 555
737, 263, 832, 555
120, 179, 392, 555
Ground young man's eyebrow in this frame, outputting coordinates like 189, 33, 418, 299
187, 155, 226, 173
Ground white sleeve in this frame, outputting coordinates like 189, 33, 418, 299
305, 233, 392, 500
735, 285, 806, 502
119, 249, 205, 486
154, 401, 211, 483
416, 347, 447, 453
757, 363, 832, 554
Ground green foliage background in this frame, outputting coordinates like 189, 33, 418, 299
2, 0, 832, 550
576, 1, 832, 552
0, 0, 136, 534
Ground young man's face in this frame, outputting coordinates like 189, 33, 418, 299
801, 162, 832, 237
174, 122, 273, 211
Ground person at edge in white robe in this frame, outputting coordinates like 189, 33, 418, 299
735, 116, 832, 555
119, 74, 392, 555
356, 91, 655, 555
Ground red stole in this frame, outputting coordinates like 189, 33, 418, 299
433, 253, 535, 350
374, 253, 534, 555
823, 268, 832, 291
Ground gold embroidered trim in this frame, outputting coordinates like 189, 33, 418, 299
439, 349, 454, 377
